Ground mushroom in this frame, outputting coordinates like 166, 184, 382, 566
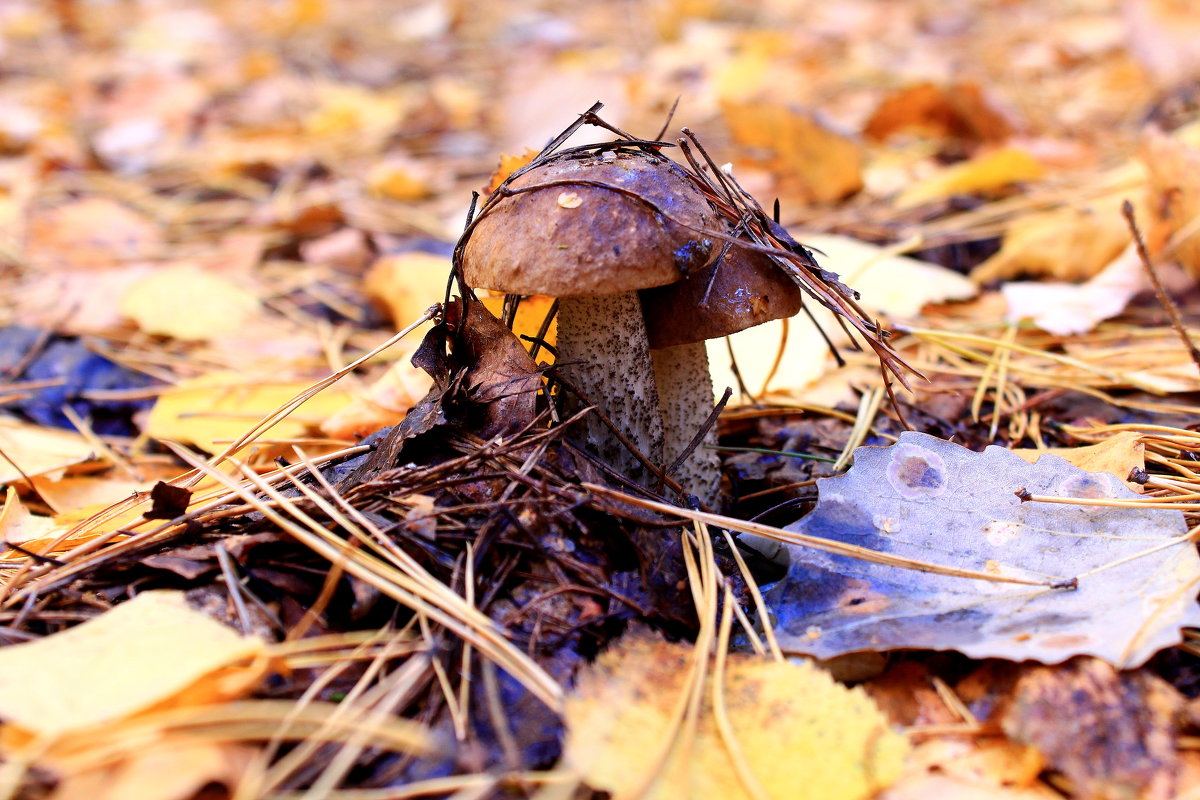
461, 147, 800, 505
641, 239, 802, 504
462, 149, 716, 488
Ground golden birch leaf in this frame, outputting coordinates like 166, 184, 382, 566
564, 628, 908, 800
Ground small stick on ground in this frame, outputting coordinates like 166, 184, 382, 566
1122, 199, 1200, 376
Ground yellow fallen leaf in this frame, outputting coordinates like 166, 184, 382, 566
0, 485, 57, 545
367, 158, 432, 201
1013, 432, 1146, 489
896, 147, 1044, 209
970, 196, 1133, 284
321, 359, 433, 439
0, 418, 97, 485
120, 264, 261, 341
721, 100, 864, 204
145, 371, 353, 453
564, 629, 908, 800
0, 591, 265, 743
303, 82, 407, 140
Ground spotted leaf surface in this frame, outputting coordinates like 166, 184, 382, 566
766, 432, 1200, 667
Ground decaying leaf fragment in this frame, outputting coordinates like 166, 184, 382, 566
564, 628, 908, 800
766, 431, 1200, 668
1002, 658, 1185, 800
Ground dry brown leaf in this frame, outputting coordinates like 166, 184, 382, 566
1002, 658, 1185, 800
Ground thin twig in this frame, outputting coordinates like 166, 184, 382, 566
1122, 199, 1200, 376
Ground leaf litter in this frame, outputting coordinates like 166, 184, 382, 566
8, 1, 1200, 798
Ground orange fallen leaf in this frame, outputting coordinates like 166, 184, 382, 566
721, 100, 864, 204
485, 148, 539, 194
864, 82, 1012, 145
367, 158, 433, 202
363, 251, 451, 328
24, 198, 163, 271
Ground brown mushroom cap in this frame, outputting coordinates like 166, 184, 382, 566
640, 243, 804, 350
462, 151, 718, 296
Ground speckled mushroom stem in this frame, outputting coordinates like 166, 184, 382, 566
651, 342, 722, 507
556, 293, 665, 488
